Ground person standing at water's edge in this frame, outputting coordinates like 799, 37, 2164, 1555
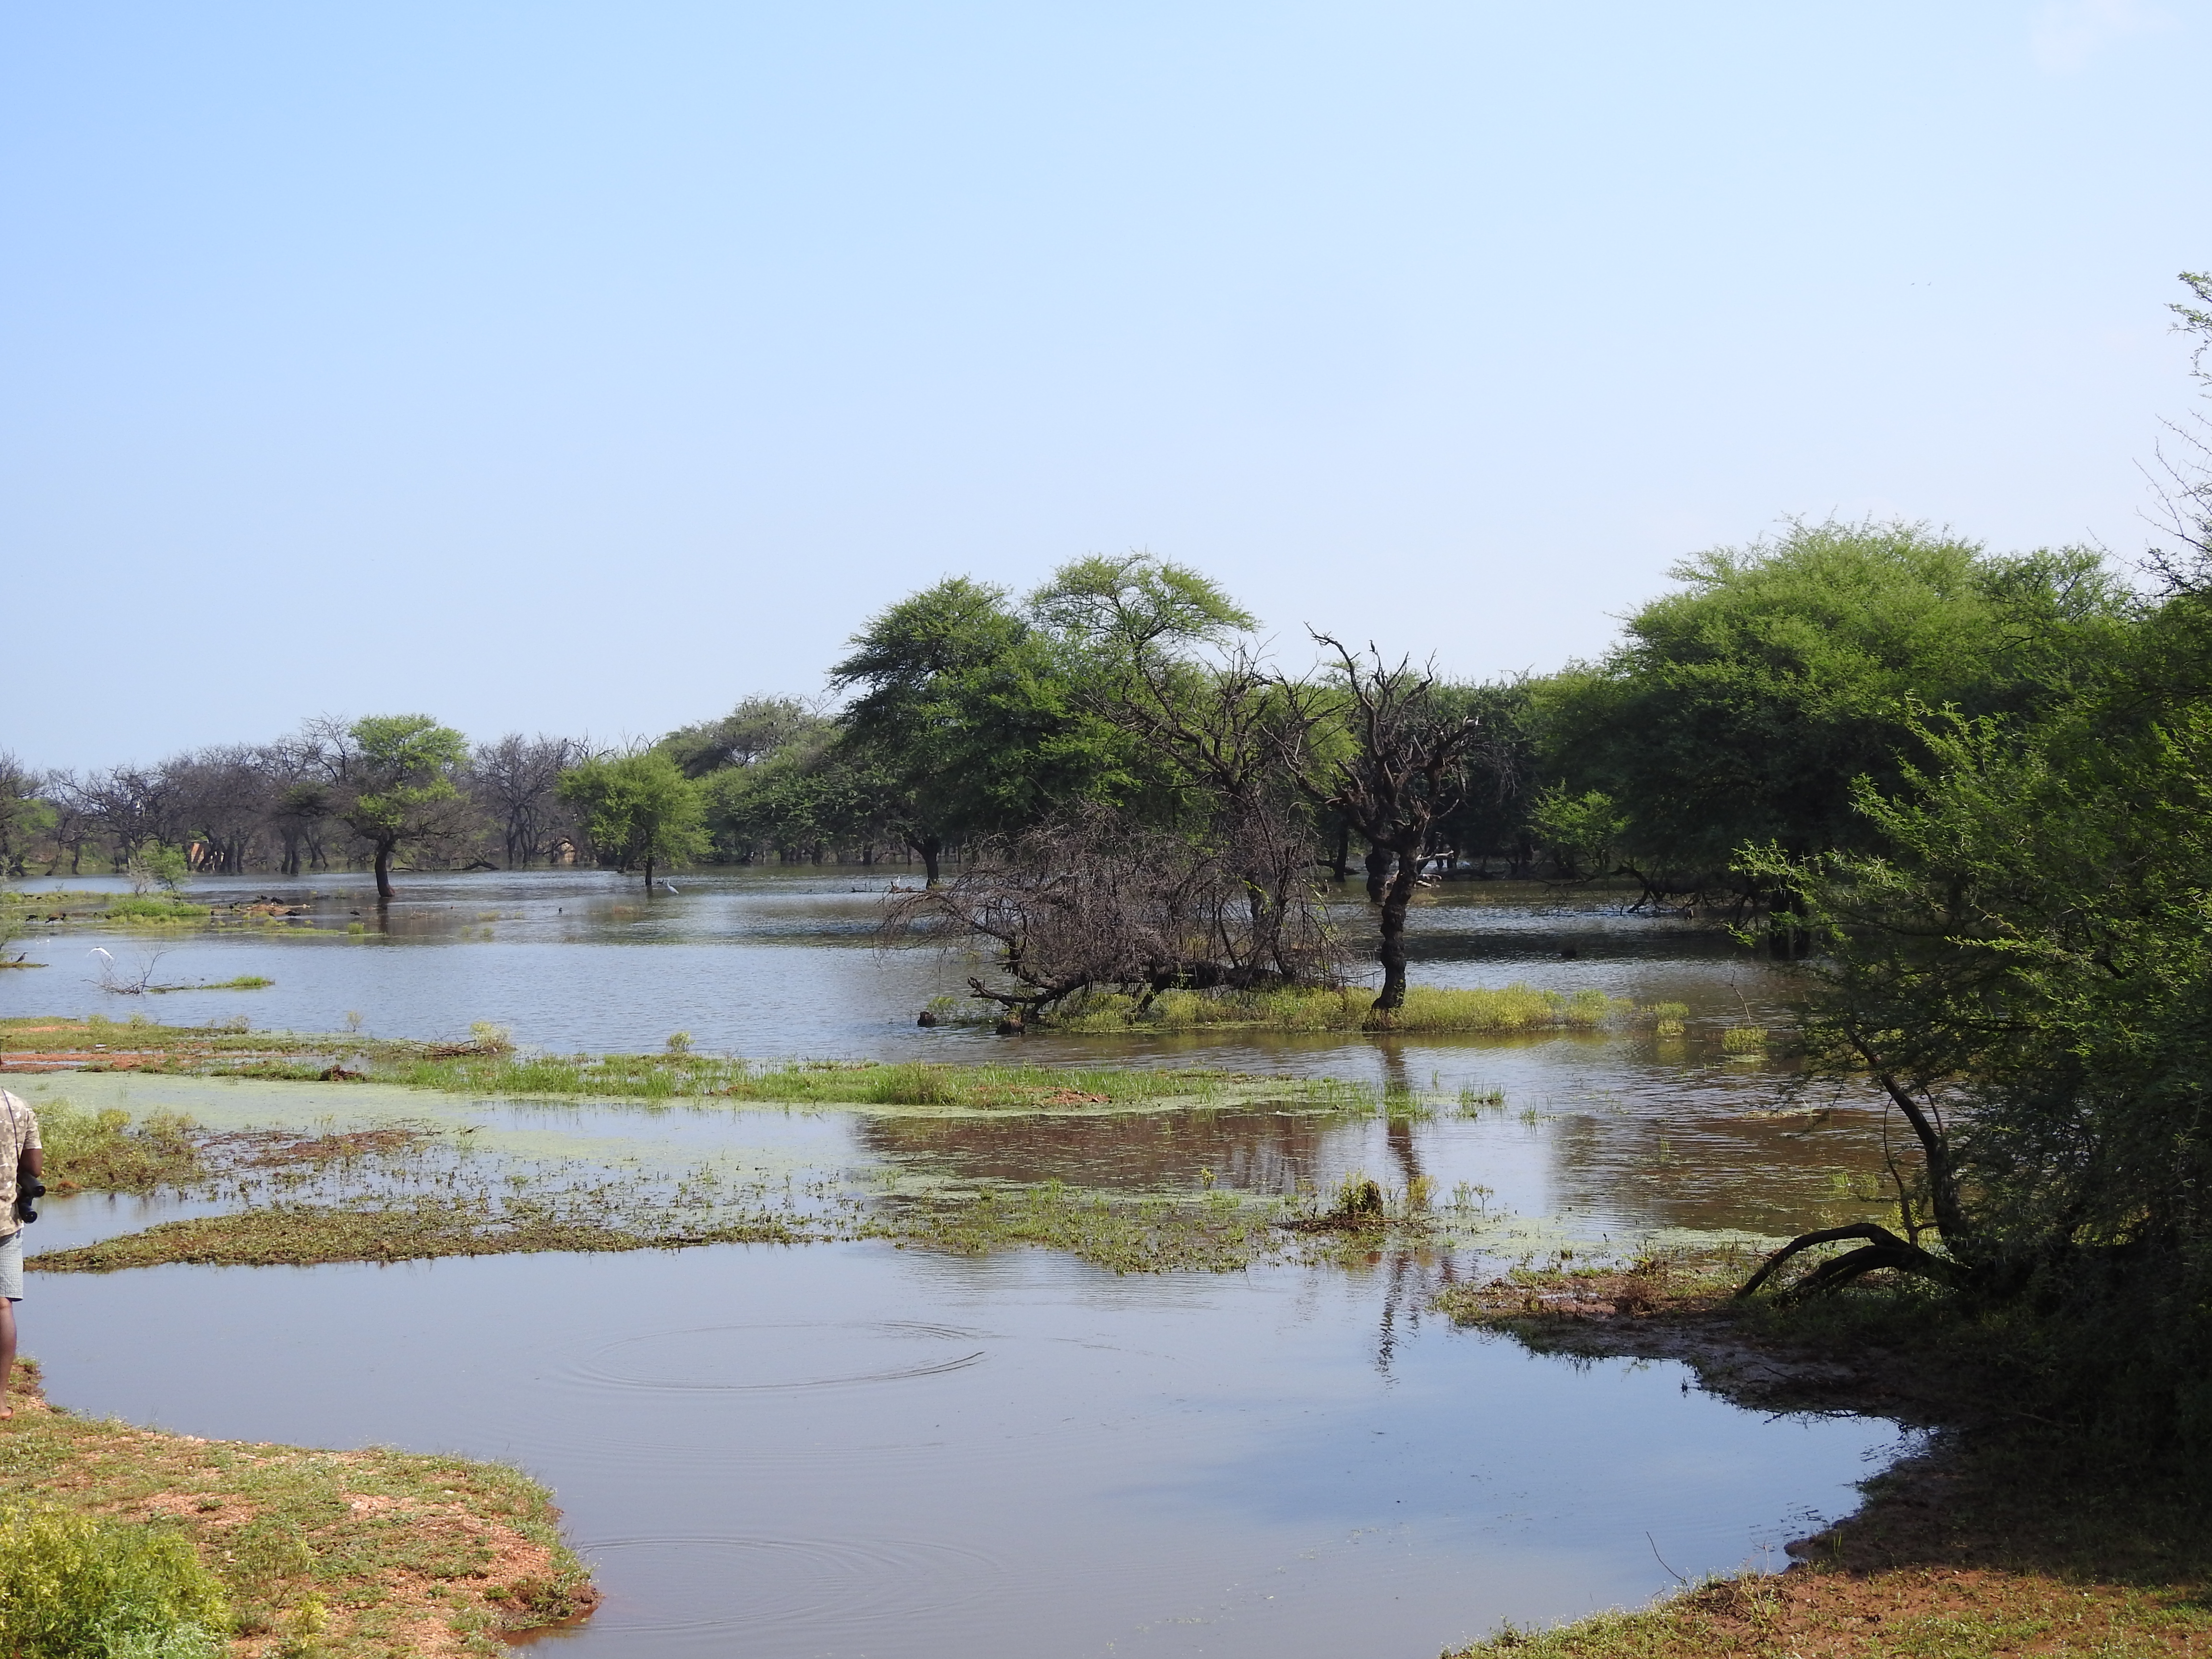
0, 1089, 42, 1419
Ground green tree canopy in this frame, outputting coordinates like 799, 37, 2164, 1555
327, 714, 469, 899
829, 576, 1142, 880
1533, 520, 2129, 884
558, 750, 708, 887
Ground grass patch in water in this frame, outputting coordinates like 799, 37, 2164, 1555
377, 1052, 1357, 1111
31, 1197, 799, 1272
879, 1182, 1293, 1274
0, 1361, 597, 1655
92, 896, 213, 925
148, 974, 274, 993
38, 1099, 207, 1193
1041, 982, 1625, 1034
3, 1018, 1361, 1111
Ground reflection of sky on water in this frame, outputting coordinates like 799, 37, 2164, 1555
35, 1242, 1910, 1659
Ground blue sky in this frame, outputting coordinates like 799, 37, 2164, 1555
5, 1, 2208, 768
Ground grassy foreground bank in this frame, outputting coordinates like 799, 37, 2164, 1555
1439, 1262, 2212, 1658
0, 1362, 595, 1658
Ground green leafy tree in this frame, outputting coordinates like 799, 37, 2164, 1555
324, 715, 469, 899
660, 695, 829, 779
830, 577, 1140, 882
559, 750, 708, 887
1534, 520, 2129, 891
1526, 785, 1625, 880
0, 752, 55, 879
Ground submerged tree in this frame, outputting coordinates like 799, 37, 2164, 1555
320, 714, 471, 899
1286, 638, 1490, 1015
559, 750, 708, 888
888, 802, 1344, 1021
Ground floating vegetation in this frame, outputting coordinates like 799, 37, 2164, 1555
0, 1363, 596, 1651
1720, 1024, 1770, 1054
87, 896, 212, 926
345, 1052, 1362, 1113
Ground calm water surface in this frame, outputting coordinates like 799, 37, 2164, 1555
6, 869, 1905, 1655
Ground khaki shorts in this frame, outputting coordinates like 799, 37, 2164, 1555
0, 1228, 20, 1301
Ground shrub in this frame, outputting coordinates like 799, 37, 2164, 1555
0, 1505, 229, 1658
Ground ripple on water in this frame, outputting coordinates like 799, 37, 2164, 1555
575, 1320, 989, 1393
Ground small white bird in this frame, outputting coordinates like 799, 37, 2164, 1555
660, 879, 680, 893
88, 947, 113, 963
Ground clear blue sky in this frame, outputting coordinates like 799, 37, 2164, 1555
5, 1, 2208, 769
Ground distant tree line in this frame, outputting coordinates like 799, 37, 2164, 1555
0, 522, 2148, 918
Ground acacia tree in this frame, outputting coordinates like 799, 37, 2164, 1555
1285, 638, 1487, 1016
830, 577, 1135, 882
320, 714, 470, 899
559, 750, 707, 888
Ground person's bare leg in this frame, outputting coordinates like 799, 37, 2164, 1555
0, 1298, 16, 1419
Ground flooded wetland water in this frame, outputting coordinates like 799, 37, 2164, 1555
0, 871, 1911, 1656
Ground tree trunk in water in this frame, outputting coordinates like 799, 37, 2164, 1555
645, 855, 655, 889
1371, 851, 1420, 1011
916, 836, 943, 888
1363, 843, 1391, 903
1331, 820, 1351, 883
373, 843, 395, 900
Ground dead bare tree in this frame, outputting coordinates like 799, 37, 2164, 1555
885, 803, 1346, 1022
471, 733, 584, 866
1283, 636, 1488, 1016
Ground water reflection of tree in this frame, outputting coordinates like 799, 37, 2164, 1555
1544, 1096, 1893, 1238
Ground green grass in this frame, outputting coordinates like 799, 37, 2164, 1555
96, 897, 212, 925
1041, 982, 1626, 1034
329, 1051, 1363, 1111
31, 1197, 799, 1272
0, 1363, 596, 1655
147, 974, 273, 994
2, 1018, 1369, 1110
38, 1100, 206, 1194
